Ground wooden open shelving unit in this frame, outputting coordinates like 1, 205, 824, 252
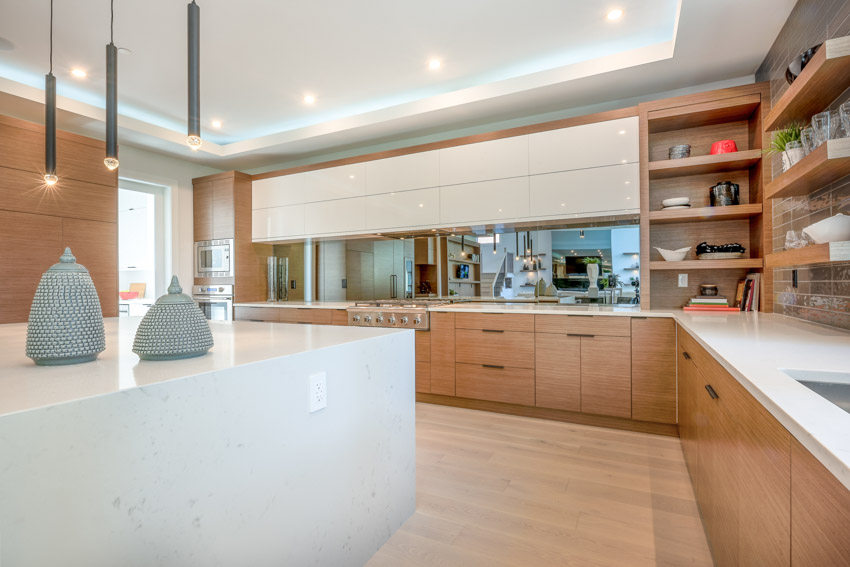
638, 84, 772, 310
764, 138, 850, 200
765, 242, 850, 268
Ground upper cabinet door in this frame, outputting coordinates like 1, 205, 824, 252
252, 204, 305, 241
252, 163, 366, 208
529, 117, 639, 175
365, 151, 439, 195
440, 177, 529, 225
305, 197, 366, 236
212, 179, 235, 239
193, 181, 213, 241
439, 136, 529, 186
365, 187, 440, 230
529, 163, 639, 219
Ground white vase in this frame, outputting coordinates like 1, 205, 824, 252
586, 263, 599, 289
782, 148, 805, 171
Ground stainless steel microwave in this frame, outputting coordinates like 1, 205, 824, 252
195, 239, 233, 278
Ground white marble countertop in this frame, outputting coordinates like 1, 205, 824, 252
0, 317, 405, 418
234, 301, 354, 309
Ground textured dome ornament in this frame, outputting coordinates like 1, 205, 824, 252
26, 247, 106, 365
132, 276, 214, 361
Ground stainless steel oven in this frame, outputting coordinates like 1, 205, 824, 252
193, 284, 233, 321
195, 239, 234, 278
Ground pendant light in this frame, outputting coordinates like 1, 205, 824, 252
186, 0, 202, 150
492, 233, 497, 254
460, 235, 465, 257
580, 229, 585, 239
44, 0, 58, 186
104, 0, 119, 170
515, 233, 520, 261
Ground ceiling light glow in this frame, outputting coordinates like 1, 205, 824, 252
303, 94, 316, 104
607, 9, 623, 21
211, 120, 222, 128
71, 68, 86, 78
428, 59, 441, 70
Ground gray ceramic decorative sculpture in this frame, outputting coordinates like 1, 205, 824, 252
132, 276, 214, 361
26, 247, 106, 366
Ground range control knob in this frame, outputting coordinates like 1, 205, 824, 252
352, 314, 361, 322
388, 315, 396, 324
401, 316, 409, 325
364, 315, 372, 323
413, 316, 422, 325
376, 315, 384, 324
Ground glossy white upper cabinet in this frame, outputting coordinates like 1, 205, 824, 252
252, 205, 305, 240
529, 163, 639, 218
305, 197, 367, 235
529, 117, 639, 175
439, 136, 529, 186
440, 177, 530, 225
252, 163, 366, 208
365, 151, 439, 195
365, 188, 440, 230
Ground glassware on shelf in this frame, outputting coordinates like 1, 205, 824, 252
785, 230, 811, 250
812, 111, 831, 146
841, 101, 850, 138
829, 109, 844, 139
801, 127, 816, 154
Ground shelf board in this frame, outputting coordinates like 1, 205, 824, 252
449, 279, 481, 284
648, 149, 762, 180
649, 204, 763, 225
448, 258, 480, 265
764, 138, 850, 200
765, 242, 850, 268
764, 36, 850, 131
650, 259, 763, 270
647, 94, 760, 134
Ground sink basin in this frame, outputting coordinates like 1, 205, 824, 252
781, 369, 850, 414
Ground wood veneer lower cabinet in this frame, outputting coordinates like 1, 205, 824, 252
415, 331, 431, 394
279, 308, 333, 325
535, 333, 581, 412
234, 306, 279, 322
631, 317, 676, 423
791, 438, 850, 566
580, 336, 631, 418
430, 312, 456, 396
331, 309, 349, 326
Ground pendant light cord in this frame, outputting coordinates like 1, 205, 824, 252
49, 0, 53, 73
110, 0, 114, 43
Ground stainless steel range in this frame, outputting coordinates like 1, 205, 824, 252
346, 300, 450, 330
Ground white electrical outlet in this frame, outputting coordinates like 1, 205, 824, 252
309, 372, 327, 413
678, 274, 688, 288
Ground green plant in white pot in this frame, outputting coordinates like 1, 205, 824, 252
767, 122, 804, 172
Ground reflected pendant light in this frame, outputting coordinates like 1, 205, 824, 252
515, 233, 520, 261
460, 235, 465, 257
580, 229, 585, 239
186, 0, 202, 150
44, 0, 57, 186
492, 233, 497, 254
104, 0, 119, 170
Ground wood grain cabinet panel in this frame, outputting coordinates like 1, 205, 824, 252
791, 438, 850, 566
415, 331, 431, 362
331, 309, 349, 326
212, 179, 235, 239
455, 363, 535, 406
580, 336, 631, 418
631, 318, 676, 423
234, 306, 280, 322
677, 343, 702, 494
62, 218, 118, 318
535, 333, 581, 412
416, 361, 431, 394
279, 308, 333, 325
455, 312, 534, 332
430, 312, 456, 396
534, 314, 630, 337
193, 181, 213, 241
455, 329, 534, 369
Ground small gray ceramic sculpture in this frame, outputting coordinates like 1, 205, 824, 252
26, 247, 106, 366
132, 276, 214, 361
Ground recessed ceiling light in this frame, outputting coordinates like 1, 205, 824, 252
211, 120, 222, 128
349, 174, 355, 179
621, 159, 628, 163
618, 130, 626, 135
607, 9, 623, 21
418, 203, 424, 207
431, 229, 437, 232
303, 94, 316, 104
428, 58, 441, 70
71, 68, 86, 78
625, 181, 631, 184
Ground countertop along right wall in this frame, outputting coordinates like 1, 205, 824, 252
756, 0, 850, 330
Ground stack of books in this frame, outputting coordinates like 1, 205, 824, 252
683, 296, 739, 312
736, 273, 761, 312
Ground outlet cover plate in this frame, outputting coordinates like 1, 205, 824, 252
309, 372, 327, 413
678, 273, 688, 288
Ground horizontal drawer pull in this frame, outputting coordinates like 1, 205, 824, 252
482, 329, 505, 333
682, 351, 691, 360
482, 364, 505, 369
298, 321, 312, 324
567, 333, 595, 338
705, 384, 719, 399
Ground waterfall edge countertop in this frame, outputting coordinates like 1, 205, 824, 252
0, 317, 406, 418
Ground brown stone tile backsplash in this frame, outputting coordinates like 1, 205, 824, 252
756, 0, 850, 332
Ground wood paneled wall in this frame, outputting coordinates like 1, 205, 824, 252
0, 115, 118, 324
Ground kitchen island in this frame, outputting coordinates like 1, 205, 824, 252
0, 318, 415, 567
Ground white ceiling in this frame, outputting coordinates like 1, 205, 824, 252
0, 0, 795, 170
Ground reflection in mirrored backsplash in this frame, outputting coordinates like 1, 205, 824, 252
266, 222, 641, 304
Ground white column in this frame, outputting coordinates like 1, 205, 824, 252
303, 238, 315, 302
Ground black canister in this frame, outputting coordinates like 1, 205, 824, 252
710, 181, 740, 207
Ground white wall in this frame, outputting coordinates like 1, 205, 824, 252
118, 145, 222, 293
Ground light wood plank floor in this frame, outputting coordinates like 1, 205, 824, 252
367, 402, 712, 567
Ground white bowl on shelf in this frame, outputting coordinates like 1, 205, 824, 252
802, 214, 850, 244
661, 197, 690, 207
655, 246, 690, 262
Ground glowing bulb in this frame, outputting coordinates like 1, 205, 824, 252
187, 135, 202, 150
618, 130, 626, 134
104, 157, 119, 170
428, 59, 441, 70
211, 120, 222, 128
44, 173, 58, 186
607, 9, 623, 21
303, 94, 316, 104
71, 68, 87, 78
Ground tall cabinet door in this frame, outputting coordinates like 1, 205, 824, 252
535, 333, 581, 412
430, 312, 456, 396
193, 181, 213, 241
631, 318, 676, 423
211, 179, 235, 239
677, 344, 701, 491
580, 336, 631, 418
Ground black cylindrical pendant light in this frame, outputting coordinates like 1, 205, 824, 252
187, 0, 201, 150
460, 235, 465, 257
515, 232, 520, 261
493, 233, 497, 254
44, 0, 57, 186
104, 0, 119, 170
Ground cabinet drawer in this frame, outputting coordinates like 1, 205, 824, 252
234, 306, 279, 322
455, 312, 534, 332
455, 328, 534, 368
416, 361, 431, 394
455, 363, 535, 406
534, 315, 630, 337
279, 308, 334, 325
416, 331, 431, 362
